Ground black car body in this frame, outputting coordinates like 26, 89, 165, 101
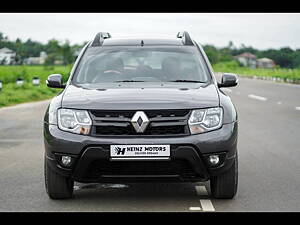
44, 31, 238, 199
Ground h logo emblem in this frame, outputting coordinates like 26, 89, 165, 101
115, 147, 126, 155
131, 111, 149, 133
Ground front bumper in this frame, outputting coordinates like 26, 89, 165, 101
44, 121, 238, 182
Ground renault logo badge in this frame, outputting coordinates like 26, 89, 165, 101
131, 111, 149, 133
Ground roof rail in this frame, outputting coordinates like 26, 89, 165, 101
91, 32, 111, 47
177, 31, 194, 46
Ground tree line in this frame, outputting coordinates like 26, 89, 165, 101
203, 41, 300, 69
0, 32, 86, 65
1, 32, 300, 68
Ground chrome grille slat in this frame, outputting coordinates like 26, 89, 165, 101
150, 116, 188, 122
90, 109, 190, 136
94, 122, 130, 127
92, 117, 131, 122
150, 121, 187, 127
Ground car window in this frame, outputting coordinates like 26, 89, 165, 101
73, 46, 210, 84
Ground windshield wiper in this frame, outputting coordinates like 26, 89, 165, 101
167, 80, 206, 83
114, 80, 145, 82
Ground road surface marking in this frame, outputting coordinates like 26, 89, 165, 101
101, 184, 129, 189
200, 199, 215, 212
189, 207, 201, 211
195, 185, 208, 196
190, 185, 209, 211
194, 185, 215, 212
295, 107, 300, 111
248, 94, 267, 101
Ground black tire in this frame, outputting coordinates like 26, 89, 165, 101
210, 153, 238, 199
44, 156, 74, 199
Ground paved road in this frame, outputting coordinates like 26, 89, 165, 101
0, 76, 299, 212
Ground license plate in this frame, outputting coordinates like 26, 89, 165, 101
110, 145, 170, 158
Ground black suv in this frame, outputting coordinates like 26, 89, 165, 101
44, 31, 238, 199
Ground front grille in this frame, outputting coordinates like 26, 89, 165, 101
89, 109, 190, 136
84, 159, 196, 178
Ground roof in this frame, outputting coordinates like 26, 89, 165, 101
0, 47, 15, 53
101, 38, 186, 46
90, 31, 195, 48
235, 52, 257, 59
257, 57, 275, 63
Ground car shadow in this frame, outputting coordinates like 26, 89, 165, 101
63, 182, 210, 211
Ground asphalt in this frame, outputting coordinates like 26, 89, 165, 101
0, 75, 299, 212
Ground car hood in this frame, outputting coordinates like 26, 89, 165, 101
61, 83, 219, 110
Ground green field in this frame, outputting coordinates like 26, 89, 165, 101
212, 61, 300, 82
0, 65, 71, 107
0, 63, 299, 108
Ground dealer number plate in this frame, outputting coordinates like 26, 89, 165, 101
110, 145, 170, 158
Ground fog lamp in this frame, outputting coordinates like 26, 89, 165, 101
208, 155, 220, 165
61, 156, 72, 166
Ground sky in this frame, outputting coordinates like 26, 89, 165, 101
0, 13, 299, 50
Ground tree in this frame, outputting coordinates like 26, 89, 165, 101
203, 45, 220, 64
45, 39, 61, 54
44, 53, 58, 65
61, 40, 74, 65
227, 41, 234, 50
258, 47, 295, 68
0, 30, 298, 68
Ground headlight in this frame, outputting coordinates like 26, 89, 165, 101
57, 108, 92, 135
188, 107, 223, 134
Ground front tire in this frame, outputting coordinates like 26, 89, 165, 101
210, 153, 238, 199
44, 156, 74, 199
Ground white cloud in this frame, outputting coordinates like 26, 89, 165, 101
0, 13, 299, 49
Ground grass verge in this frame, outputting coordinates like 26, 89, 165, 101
212, 61, 300, 82
0, 82, 61, 108
0, 65, 70, 108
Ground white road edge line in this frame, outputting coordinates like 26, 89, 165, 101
194, 185, 215, 212
295, 107, 300, 111
200, 199, 215, 212
189, 207, 201, 211
195, 185, 208, 196
248, 94, 267, 101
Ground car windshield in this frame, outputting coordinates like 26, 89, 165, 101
72, 46, 211, 84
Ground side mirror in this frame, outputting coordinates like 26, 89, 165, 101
218, 73, 238, 88
46, 74, 66, 88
